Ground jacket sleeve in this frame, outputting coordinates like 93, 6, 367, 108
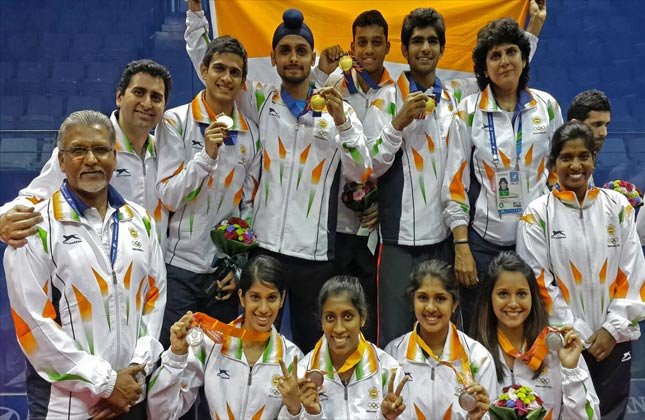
362, 86, 401, 178
185, 10, 209, 86
559, 356, 600, 420
147, 349, 204, 420
442, 105, 473, 231
240, 125, 262, 223
0, 147, 64, 217
603, 202, 645, 342
130, 215, 167, 375
471, 344, 498, 401
515, 203, 588, 337
3, 235, 117, 398
334, 103, 372, 183
155, 110, 218, 212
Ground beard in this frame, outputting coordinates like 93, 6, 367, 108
278, 67, 310, 86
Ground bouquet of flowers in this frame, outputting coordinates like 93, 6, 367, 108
341, 181, 377, 212
489, 385, 547, 420
208, 217, 258, 297
603, 180, 643, 208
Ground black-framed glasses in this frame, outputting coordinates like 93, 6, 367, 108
60, 146, 114, 159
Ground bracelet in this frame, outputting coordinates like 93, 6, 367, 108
454, 239, 469, 245
335, 119, 352, 132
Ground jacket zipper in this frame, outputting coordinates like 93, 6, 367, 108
240, 367, 253, 419
277, 121, 299, 250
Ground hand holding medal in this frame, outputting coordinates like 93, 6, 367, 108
310, 87, 346, 126
553, 326, 583, 369
169, 311, 197, 355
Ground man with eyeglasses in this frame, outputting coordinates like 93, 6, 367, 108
0, 59, 172, 248
3, 110, 166, 419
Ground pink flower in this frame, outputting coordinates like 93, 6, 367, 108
353, 189, 366, 201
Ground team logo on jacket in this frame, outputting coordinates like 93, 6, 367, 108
368, 386, 379, 400
269, 108, 280, 118
192, 140, 203, 148
217, 369, 231, 379
62, 234, 82, 244
607, 224, 620, 247
550, 230, 566, 239
271, 374, 281, 387
238, 145, 248, 165
129, 227, 139, 238
319, 119, 328, 129
314, 119, 331, 140
532, 116, 546, 134
115, 168, 131, 177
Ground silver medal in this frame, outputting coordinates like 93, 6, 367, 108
458, 390, 477, 411
546, 331, 564, 351
216, 115, 234, 129
186, 327, 204, 347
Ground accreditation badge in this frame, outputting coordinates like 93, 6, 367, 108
494, 169, 524, 215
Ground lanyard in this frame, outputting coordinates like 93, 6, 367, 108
345, 63, 380, 94
193, 313, 271, 342
281, 83, 314, 118
60, 182, 120, 268
412, 323, 472, 385
497, 327, 552, 371
408, 73, 442, 105
486, 110, 522, 169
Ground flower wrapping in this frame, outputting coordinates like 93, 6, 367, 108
341, 181, 377, 212
210, 217, 258, 256
603, 179, 643, 208
489, 385, 547, 420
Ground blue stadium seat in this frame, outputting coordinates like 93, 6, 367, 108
22, 95, 64, 127
5, 33, 40, 61
0, 96, 25, 130
45, 62, 86, 95
8, 62, 50, 95
0, 137, 39, 169
40, 33, 73, 61
0, 61, 16, 80
68, 33, 103, 62
65, 95, 104, 115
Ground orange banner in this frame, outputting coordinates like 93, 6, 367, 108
211, 0, 529, 73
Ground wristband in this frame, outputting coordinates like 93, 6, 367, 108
454, 239, 469, 245
335, 119, 352, 132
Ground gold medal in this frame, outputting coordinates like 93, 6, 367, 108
339, 55, 353, 72
310, 94, 326, 113
425, 97, 436, 113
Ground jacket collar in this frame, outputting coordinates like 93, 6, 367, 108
219, 316, 284, 364
552, 184, 600, 209
478, 84, 535, 113
111, 111, 156, 157
190, 90, 249, 132
53, 180, 132, 223
309, 334, 378, 382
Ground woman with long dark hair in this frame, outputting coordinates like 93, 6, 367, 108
473, 251, 599, 419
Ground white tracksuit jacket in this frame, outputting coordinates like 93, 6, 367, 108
385, 324, 497, 419
516, 187, 645, 343
0, 111, 168, 247
155, 91, 260, 272
443, 86, 563, 246
3, 183, 166, 419
294, 336, 405, 419
184, 10, 371, 261
495, 346, 600, 419
147, 322, 303, 419
363, 71, 461, 246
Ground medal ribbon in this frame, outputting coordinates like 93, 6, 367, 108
282, 82, 315, 118
193, 312, 271, 342
497, 327, 555, 371
311, 332, 369, 374
343, 55, 380, 94
412, 322, 472, 385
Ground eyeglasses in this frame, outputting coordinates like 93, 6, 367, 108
60, 146, 114, 159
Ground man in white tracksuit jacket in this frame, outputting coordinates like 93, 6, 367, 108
3, 111, 167, 419
184, 6, 371, 353
0, 60, 172, 248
